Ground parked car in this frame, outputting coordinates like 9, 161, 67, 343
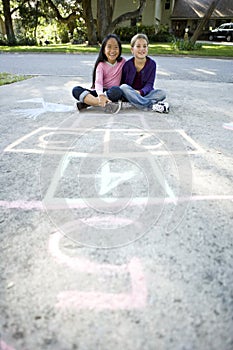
209, 23, 233, 42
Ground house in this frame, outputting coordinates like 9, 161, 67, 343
170, 0, 233, 37
114, 0, 233, 38
114, 0, 175, 29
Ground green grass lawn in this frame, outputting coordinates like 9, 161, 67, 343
0, 42, 232, 57
0, 72, 32, 86
146, 43, 233, 57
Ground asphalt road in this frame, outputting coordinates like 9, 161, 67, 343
0, 54, 233, 350
0, 52, 233, 82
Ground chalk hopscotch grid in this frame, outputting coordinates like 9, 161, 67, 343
4, 126, 205, 156
38, 126, 191, 206
2, 126, 201, 207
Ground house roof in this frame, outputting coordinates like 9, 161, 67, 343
171, 0, 233, 19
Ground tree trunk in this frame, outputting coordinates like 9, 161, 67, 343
96, 0, 116, 40
96, 0, 146, 42
2, 0, 16, 45
108, 0, 146, 35
190, 0, 221, 44
82, 0, 98, 44
34, 0, 39, 40
97, 0, 112, 41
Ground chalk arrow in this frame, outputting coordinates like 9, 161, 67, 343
98, 162, 136, 196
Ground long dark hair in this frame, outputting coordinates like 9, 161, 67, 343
91, 34, 123, 89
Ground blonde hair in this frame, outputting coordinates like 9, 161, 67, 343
130, 33, 149, 47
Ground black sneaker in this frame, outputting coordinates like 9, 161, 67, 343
76, 101, 88, 111
104, 101, 122, 114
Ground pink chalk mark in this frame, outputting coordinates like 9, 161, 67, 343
0, 340, 16, 350
0, 200, 43, 210
56, 257, 147, 310
223, 122, 233, 131
56, 289, 146, 310
49, 231, 126, 273
1, 194, 233, 212
49, 231, 147, 309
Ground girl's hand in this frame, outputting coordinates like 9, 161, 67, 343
98, 94, 110, 107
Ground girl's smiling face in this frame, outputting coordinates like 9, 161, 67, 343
104, 38, 120, 64
131, 38, 148, 59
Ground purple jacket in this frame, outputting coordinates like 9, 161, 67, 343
121, 56, 156, 96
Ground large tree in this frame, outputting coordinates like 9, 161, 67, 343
45, 0, 147, 44
1, 0, 43, 44
44, 0, 81, 34
1, 0, 147, 45
95, 0, 147, 42
82, 0, 97, 44
2, 0, 16, 44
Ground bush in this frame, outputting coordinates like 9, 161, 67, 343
172, 39, 202, 51
2, 36, 37, 46
115, 26, 138, 42
16, 37, 37, 46
154, 24, 174, 42
154, 31, 174, 42
59, 30, 70, 44
115, 25, 174, 43
0, 39, 7, 46
71, 28, 87, 44
0, 33, 6, 45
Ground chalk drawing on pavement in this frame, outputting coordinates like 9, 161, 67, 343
223, 122, 233, 131
4, 127, 205, 155
1, 194, 233, 212
49, 230, 147, 310
12, 98, 74, 119
0, 339, 16, 350
97, 161, 136, 197
3, 124, 197, 244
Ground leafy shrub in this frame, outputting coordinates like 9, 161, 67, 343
71, 27, 87, 44
115, 26, 138, 42
58, 30, 69, 44
0, 34, 7, 45
172, 39, 202, 51
115, 25, 174, 43
154, 24, 174, 42
16, 37, 37, 46
154, 31, 174, 42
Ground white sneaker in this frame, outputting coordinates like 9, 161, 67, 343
152, 101, 169, 113
104, 101, 122, 114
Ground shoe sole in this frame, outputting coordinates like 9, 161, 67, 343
76, 102, 88, 111
152, 102, 170, 113
104, 102, 121, 114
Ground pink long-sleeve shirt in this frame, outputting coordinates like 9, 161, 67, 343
95, 58, 126, 95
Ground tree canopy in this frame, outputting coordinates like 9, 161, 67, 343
1, 0, 147, 45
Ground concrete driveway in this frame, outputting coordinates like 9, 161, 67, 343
0, 55, 233, 350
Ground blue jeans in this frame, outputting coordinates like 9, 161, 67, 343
72, 86, 123, 103
120, 84, 166, 111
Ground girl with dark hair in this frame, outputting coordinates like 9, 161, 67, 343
72, 34, 125, 114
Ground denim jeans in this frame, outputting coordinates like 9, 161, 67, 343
120, 84, 166, 111
72, 86, 123, 103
